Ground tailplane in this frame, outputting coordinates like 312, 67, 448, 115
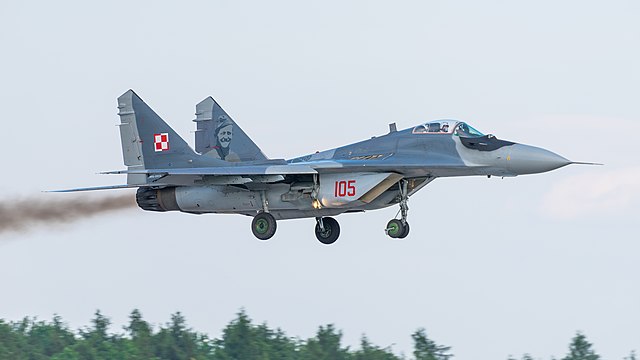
194, 97, 268, 162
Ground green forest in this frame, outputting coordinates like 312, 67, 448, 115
0, 310, 635, 360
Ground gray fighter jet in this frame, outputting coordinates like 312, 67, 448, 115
57, 90, 593, 244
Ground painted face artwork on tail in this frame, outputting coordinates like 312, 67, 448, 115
53, 90, 599, 245
212, 117, 239, 161
192, 97, 266, 163
216, 124, 233, 152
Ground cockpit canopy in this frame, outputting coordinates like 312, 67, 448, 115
412, 120, 484, 138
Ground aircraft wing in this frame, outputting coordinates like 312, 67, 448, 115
50, 164, 319, 193
104, 158, 479, 180
102, 164, 318, 176
53, 157, 481, 192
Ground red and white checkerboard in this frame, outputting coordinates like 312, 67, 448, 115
154, 133, 169, 152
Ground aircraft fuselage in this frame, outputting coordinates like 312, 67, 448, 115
58, 91, 586, 244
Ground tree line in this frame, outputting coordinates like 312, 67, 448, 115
0, 309, 635, 359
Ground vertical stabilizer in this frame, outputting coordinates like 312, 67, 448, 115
194, 97, 268, 162
117, 90, 215, 175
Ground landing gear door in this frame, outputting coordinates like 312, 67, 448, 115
318, 172, 401, 208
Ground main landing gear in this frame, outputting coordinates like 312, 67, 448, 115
315, 217, 340, 245
252, 191, 277, 240
250, 213, 342, 245
386, 180, 410, 239
251, 179, 412, 242
252, 212, 277, 240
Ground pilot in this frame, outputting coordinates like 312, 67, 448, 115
440, 124, 450, 133
204, 116, 240, 162
455, 123, 469, 137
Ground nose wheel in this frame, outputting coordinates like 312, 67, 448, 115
386, 219, 410, 238
386, 179, 410, 239
315, 217, 340, 245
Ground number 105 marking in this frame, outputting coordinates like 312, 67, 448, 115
334, 180, 356, 197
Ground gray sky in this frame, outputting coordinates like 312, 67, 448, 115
1, 0, 639, 358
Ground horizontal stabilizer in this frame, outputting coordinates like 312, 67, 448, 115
46, 184, 142, 193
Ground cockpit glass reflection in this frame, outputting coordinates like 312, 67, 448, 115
454, 122, 484, 137
412, 121, 454, 134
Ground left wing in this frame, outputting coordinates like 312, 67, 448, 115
102, 164, 318, 176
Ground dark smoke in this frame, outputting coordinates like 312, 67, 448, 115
0, 193, 136, 234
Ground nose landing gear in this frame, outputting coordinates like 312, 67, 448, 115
386, 219, 409, 238
386, 179, 410, 239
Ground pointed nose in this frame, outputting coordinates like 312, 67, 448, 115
507, 144, 571, 175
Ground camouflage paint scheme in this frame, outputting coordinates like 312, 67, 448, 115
56, 90, 587, 243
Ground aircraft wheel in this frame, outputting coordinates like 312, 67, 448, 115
252, 212, 277, 240
315, 217, 340, 245
398, 222, 410, 239
386, 219, 405, 238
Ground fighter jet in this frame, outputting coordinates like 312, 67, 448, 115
56, 90, 593, 244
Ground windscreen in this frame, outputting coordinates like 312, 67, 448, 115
454, 122, 484, 137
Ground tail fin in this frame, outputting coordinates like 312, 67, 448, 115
194, 97, 268, 162
117, 90, 211, 173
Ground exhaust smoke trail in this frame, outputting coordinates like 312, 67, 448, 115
0, 193, 136, 234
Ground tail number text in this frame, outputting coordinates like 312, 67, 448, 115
334, 180, 356, 197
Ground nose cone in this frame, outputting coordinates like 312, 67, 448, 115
507, 144, 571, 175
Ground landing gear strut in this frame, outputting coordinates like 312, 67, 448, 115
315, 217, 340, 245
386, 180, 410, 239
252, 191, 277, 240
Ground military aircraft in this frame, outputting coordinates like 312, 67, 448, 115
56, 90, 593, 244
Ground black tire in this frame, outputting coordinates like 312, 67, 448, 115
315, 217, 340, 245
252, 212, 277, 240
386, 219, 405, 238
398, 221, 410, 239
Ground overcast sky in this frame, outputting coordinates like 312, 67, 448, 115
1, 1, 639, 358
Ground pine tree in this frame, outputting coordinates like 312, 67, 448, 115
561, 332, 600, 360
411, 328, 452, 360
300, 324, 350, 360
153, 311, 207, 360
124, 309, 155, 359
270, 327, 298, 360
213, 309, 267, 360
353, 335, 400, 360
25, 315, 76, 357
0, 320, 30, 359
